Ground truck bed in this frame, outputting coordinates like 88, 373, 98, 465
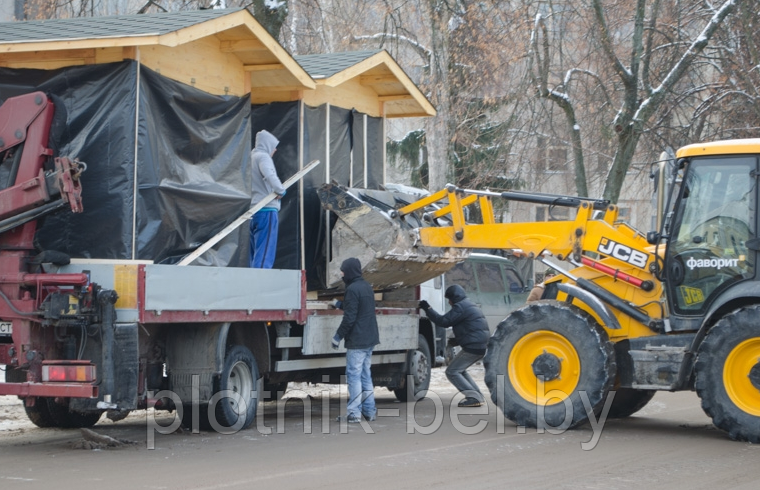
53, 260, 306, 324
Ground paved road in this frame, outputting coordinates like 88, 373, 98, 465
1, 369, 758, 490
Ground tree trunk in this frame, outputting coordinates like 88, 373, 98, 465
424, 0, 452, 192
603, 128, 641, 203
14, 0, 25, 20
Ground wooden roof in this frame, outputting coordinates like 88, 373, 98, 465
295, 50, 435, 118
0, 9, 435, 118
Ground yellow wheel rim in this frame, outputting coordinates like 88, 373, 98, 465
509, 330, 581, 406
723, 337, 760, 416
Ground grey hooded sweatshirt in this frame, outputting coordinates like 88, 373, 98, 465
251, 130, 286, 211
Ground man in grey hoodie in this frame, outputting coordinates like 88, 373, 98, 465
250, 130, 286, 268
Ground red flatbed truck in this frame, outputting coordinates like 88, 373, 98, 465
0, 91, 433, 430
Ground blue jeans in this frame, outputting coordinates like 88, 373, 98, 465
446, 349, 485, 402
346, 347, 376, 418
250, 210, 278, 268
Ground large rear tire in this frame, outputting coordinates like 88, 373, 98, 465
24, 398, 59, 428
394, 335, 432, 402
6, 368, 101, 428
24, 398, 102, 428
695, 306, 760, 443
212, 345, 259, 431
484, 302, 616, 429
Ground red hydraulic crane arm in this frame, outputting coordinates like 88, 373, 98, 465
0, 92, 84, 247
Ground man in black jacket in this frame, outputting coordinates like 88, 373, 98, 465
332, 257, 380, 423
419, 284, 489, 407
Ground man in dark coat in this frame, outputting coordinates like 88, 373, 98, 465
332, 257, 380, 422
419, 284, 489, 407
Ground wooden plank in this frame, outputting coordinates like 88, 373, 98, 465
378, 94, 414, 101
122, 46, 138, 60
220, 39, 267, 52
2, 59, 85, 69
359, 74, 398, 85
177, 160, 320, 266
243, 63, 285, 71
0, 48, 95, 62
164, 11, 247, 47
0, 36, 159, 53
302, 78, 381, 117
139, 37, 245, 96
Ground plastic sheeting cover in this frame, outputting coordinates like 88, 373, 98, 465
0, 61, 252, 265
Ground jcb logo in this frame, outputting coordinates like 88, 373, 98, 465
597, 238, 648, 269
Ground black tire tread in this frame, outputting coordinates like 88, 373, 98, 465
606, 388, 656, 419
484, 301, 616, 429
695, 306, 760, 443
394, 335, 432, 402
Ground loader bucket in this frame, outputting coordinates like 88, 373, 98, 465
318, 183, 468, 290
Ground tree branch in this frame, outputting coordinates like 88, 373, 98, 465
592, 0, 633, 83
635, 0, 737, 124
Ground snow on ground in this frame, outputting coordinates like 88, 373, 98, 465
0, 363, 486, 432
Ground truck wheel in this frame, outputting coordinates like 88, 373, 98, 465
605, 388, 656, 418
484, 302, 615, 429
23, 398, 102, 428
23, 398, 59, 428
212, 345, 259, 431
46, 400, 103, 428
394, 335, 432, 402
695, 306, 760, 443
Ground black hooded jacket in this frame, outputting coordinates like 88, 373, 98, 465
424, 284, 490, 355
335, 258, 380, 349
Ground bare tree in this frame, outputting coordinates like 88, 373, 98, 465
525, 0, 737, 202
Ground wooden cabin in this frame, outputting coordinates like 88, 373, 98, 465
0, 8, 435, 288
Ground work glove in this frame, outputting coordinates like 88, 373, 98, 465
331, 334, 341, 350
330, 299, 343, 309
418, 300, 430, 310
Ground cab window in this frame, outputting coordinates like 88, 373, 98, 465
504, 269, 524, 293
445, 261, 477, 294
474, 262, 505, 293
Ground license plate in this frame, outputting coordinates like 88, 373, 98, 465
0, 322, 11, 335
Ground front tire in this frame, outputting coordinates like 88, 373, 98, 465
484, 302, 616, 429
695, 306, 760, 443
394, 335, 432, 402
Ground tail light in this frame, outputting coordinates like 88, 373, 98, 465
41, 361, 96, 382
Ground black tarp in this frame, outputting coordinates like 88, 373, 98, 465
0, 61, 252, 266
136, 66, 251, 266
302, 104, 328, 289
0, 62, 137, 259
365, 114, 383, 188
